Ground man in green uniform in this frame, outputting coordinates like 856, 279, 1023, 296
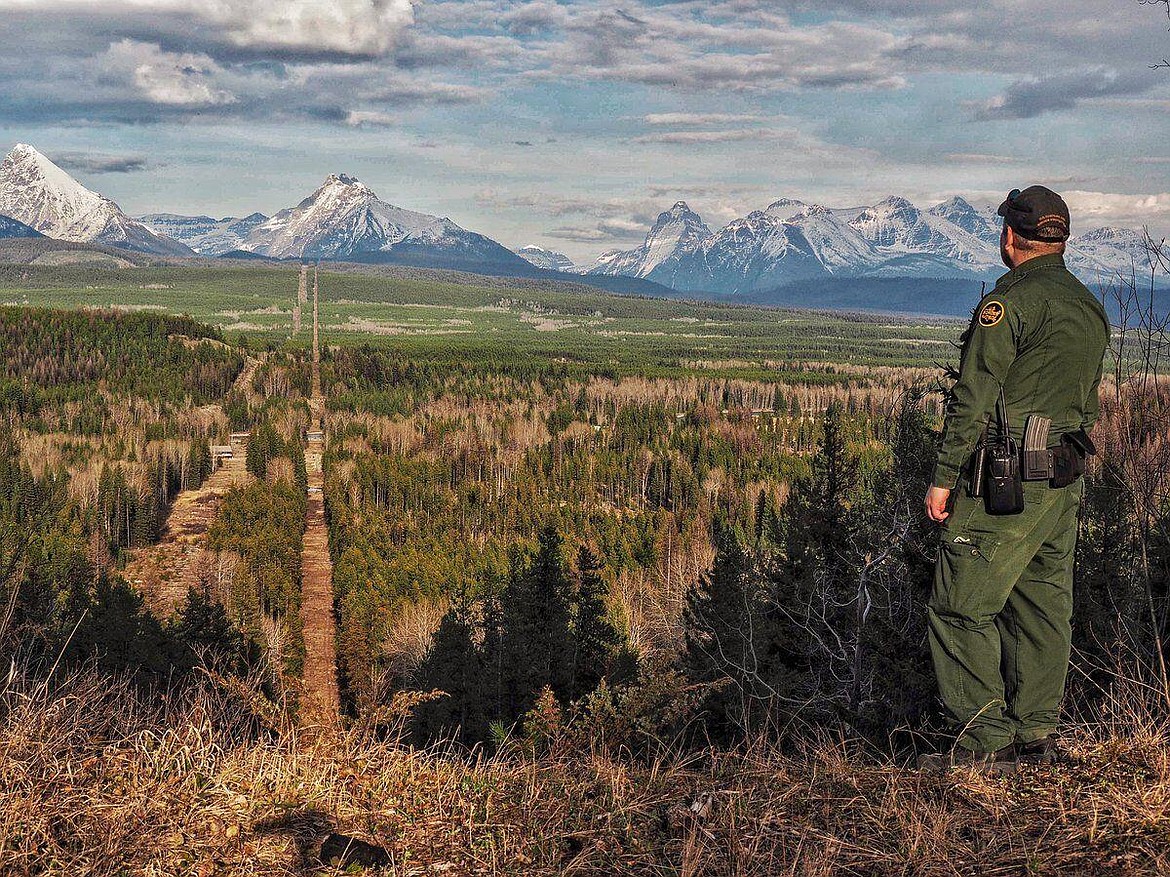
920, 186, 1110, 772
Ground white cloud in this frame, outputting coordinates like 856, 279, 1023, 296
206, 0, 415, 55
103, 39, 235, 106
644, 113, 768, 126
0, 0, 416, 55
969, 188, 1170, 229
345, 109, 397, 127
634, 128, 789, 144
944, 153, 1024, 164
1063, 190, 1170, 225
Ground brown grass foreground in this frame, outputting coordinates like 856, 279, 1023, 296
2, 668, 1169, 876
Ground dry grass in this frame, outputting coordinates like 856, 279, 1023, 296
2, 668, 1170, 876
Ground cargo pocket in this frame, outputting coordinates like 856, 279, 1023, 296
932, 532, 1002, 621
945, 532, 999, 562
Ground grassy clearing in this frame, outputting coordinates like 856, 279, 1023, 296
4, 667, 1168, 876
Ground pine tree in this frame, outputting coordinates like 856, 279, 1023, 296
479, 590, 504, 721
763, 401, 860, 721
499, 526, 573, 723
569, 546, 623, 701
753, 488, 782, 549
171, 587, 245, 673
412, 607, 488, 745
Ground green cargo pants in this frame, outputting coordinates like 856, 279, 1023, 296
928, 477, 1085, 752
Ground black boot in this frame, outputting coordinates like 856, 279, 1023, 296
917, 743, 1018, 775
1016, 734, 1064, 766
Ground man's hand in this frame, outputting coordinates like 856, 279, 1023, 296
925, 486, 952, 523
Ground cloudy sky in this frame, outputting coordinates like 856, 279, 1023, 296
0, 0, 1167, 261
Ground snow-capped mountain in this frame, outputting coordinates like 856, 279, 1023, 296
137, 212, 269, 256
927, 196, 1001, 242
1065, 226, 1156, 281
239, 173, 531, 273
588, 201, 713, 288
0, 213, 43, 239
0, 144, 192, 257
587, 195, 1157, 295
783, 203, 883, 273
846, 196, 1000, 276
515, 245, 575, 272
695, 206, 825, 290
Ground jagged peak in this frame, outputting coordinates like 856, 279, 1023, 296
651, 201, 707, 231
1077, 225, 1144, 243
935, 195, 973, 210
798, 204, 831, 217
653, 201, 705, 224
10, 142, 43, 159
295, 173, 378, 211
928, 196, 982, 218
324, 172, 361, 185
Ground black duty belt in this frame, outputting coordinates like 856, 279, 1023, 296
1021, 415, 1093, 487
971, 413, 1092, 500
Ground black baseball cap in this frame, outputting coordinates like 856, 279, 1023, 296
997, 185, 1070, 242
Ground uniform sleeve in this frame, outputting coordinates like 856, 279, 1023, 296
932, 295, 1022, 489
1082, 356, 1103, 432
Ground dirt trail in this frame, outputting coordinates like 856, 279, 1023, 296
123, 356, 259, 617
298, 429, 339, 726
297, 266, 341, 727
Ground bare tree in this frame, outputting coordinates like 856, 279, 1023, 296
1093, 231, 1170, 702
1142, 0, 1170, 67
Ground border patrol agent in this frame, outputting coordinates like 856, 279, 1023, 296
920, 186, 1110, 773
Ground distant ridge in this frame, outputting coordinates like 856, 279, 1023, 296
137, 213, 269, 256
516, 245, 576, 272
0, 236, 153, 268
0, 213, 42, 240
2, 142, 1157, 308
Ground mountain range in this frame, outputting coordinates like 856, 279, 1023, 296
138, 212, 269, 256
0, 142, 1159, 306
583, 197, 1156, 295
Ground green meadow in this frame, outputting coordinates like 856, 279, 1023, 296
0, 262, 963, 377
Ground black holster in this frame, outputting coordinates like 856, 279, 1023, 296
1051, 430, 1092, 488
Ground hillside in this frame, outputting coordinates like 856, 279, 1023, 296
6, 667, 1169, 874
0, 237, 154, 268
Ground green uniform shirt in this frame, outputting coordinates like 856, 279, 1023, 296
933, 253, 1110, 489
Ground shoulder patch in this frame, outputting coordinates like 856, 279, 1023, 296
978, 300, 1005, 328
